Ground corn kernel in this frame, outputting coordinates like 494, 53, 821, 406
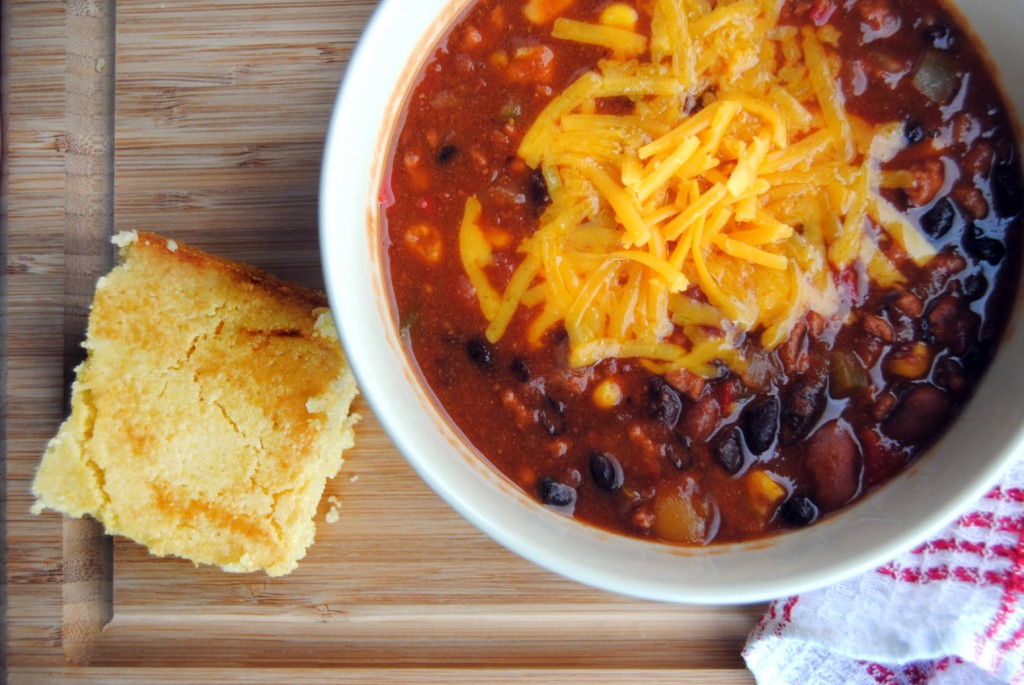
489, 51, 509, 69
524, 0, 574, 25
746, 470, 786, 519
886, 341, 932, 379
593, 379, 622, 408
600, 3, 638, 31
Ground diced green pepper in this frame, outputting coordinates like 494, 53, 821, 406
829, 350, 869, 399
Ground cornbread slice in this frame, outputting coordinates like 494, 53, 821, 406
32, 231, 359, 576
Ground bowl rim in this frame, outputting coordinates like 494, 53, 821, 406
320, 0, 1024, 604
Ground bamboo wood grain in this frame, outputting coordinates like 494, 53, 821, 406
61, 0, 116, 665
3, 1, 762, 682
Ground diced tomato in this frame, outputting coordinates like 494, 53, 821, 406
378, 172, 395, 208
810, 0, 837, 26
506, 46, 555, 84
859, 428, 905, 487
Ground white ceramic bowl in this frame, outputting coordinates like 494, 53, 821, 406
321, 0, 1024, 604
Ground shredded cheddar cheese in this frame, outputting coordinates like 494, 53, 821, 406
460, 0, 936, 376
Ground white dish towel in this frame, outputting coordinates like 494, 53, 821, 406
744, 456, 1024, 685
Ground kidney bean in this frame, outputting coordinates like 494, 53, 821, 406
905, 159, 945, 207
859, 427, 905, 487
892, 291, 923, 317
933, 356, 968, 393
854, 334, 886, 369
963, 141, 994, 180
952, 185, 988, 220
870, 392, 897, 422
922, 250, 966, 295
679, 394, 721, 442
925, 294, 979, 354
863, 314, 895, 342
882, 384, 952, 444
806, 421, 861, 509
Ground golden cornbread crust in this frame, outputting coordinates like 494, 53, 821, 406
32, 231, 360, 576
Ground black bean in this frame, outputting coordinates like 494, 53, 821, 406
924, 23, 955, 50
920, 196, 956, 239
647, 376, 683, 428
540, 478, 576, 510
713, 427, 744, 475
741, 397, 780, 455
538, 396, 567, 436
466, 336, 494, 369
959, 342, 991, 376
526, 169, 551, 211
779, 370, 827, 446
436, 144, 459, 165
919, 318, 936, 345
964, 226, 1006, 265
781, 496, 819, 527
962, 272, 988, 301
663, 435, 694, 471
511, 357, 532, 383
589, 451, 624, 491
992, 160, 1023, 218
904, 119, 925, 145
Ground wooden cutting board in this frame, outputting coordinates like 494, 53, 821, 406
3, 1, 763, 681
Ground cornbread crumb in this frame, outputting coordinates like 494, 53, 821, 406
32, 231, 360, 576
325, 495, 342, 524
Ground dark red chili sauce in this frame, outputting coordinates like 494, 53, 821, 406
382, 0, 1023, 544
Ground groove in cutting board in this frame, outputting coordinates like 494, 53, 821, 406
61, 0, 116, 665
